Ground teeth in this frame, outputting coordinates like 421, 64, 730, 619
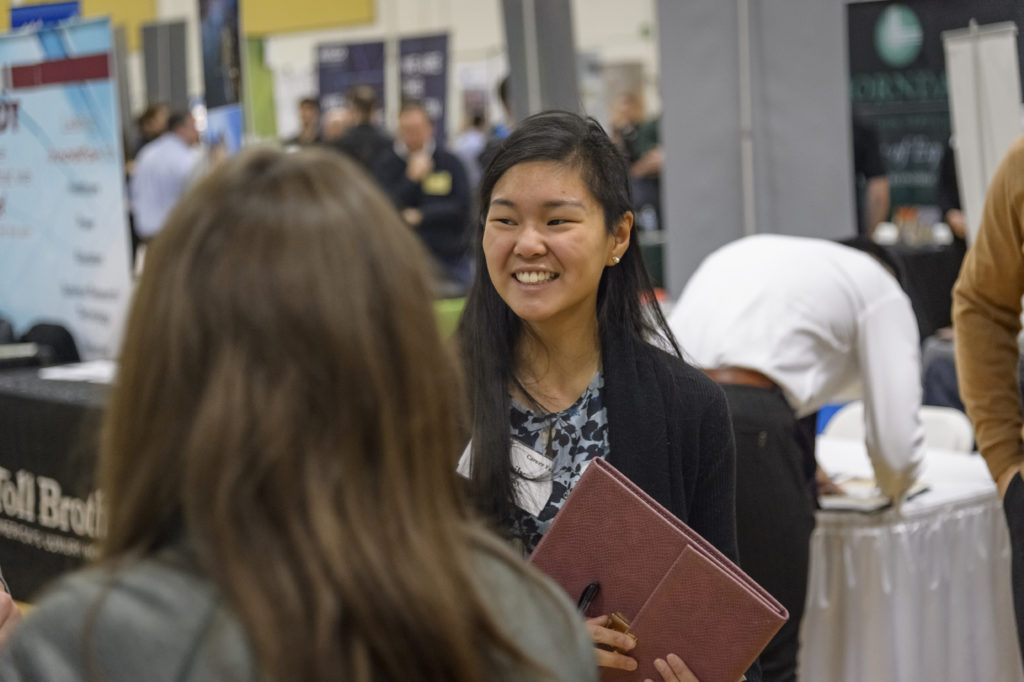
515, 271, 556, 284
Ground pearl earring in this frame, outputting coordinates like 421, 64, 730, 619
612, 256, 621, 265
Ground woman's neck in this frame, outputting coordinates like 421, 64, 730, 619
514, 318, 601, 413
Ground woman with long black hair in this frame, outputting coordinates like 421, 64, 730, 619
459, 111, 753, 682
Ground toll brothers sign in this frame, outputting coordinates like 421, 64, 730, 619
0, 466, 104, 560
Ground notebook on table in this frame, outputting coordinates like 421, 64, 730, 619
818, 475, 930, 512
529, 458, 788, 682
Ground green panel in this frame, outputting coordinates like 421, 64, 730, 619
244, 37, 277, 139
434, 297, 466, 340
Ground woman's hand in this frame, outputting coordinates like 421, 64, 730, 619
645, 654, 700, 682
945, 209, 967, 239
586, 616, 702, 681
815, 464, 844, 496
0, 591, 22, 649
585, 615, 639, 670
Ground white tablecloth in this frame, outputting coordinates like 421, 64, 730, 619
799, 436, 1023, 682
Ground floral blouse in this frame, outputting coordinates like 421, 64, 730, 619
508, 371, 609, 554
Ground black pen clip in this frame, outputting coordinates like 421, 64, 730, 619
577, 581, 600, 613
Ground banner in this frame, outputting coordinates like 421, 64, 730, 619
400, 33, 449, 148
317, 40, 385, 114
244, 37, 277, 139
0, 17, 131, 360
944, 23, 1022, 245
199, 0, 241, 109
847, 1, 1024, 219
10, 2, 79, 29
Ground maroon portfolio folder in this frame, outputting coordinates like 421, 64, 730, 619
529, 458, 788, 682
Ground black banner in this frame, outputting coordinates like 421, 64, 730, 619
199, 0, 242, 109
400, 34, 449, 149
848, 1, 1024, 215
317, 40, 386, 115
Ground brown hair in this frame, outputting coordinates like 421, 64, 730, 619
399, 98, 429, 118
346, 84, 378, 122
137, 101, 168, 129
99, 148, 535, 680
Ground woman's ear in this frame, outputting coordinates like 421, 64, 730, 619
610, 212, 633, 263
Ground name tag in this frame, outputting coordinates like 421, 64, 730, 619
422, 170, 452, 195
510, 440, 554, 516
456, 440, 554, 517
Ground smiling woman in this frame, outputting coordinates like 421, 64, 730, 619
457, 111, 756, 682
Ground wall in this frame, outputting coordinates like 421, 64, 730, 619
260, 0, 506, 140
155, 0, 200, 114
659, 0, 854, 295
144, 0, 657, 139
1, 0, 657, 136
573, 0, 659, 115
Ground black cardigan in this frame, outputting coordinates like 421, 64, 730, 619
602, 330, 762, 681
602, 329, 740, 566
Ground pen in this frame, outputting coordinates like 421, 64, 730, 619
577, 581, 600, 613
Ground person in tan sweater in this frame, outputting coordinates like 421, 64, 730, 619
953, 135, 1024, 659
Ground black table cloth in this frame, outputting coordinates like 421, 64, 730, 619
884, 242, 965, 342
0, 368, 106, 601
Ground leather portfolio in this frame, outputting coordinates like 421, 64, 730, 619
529, 458, 788, 682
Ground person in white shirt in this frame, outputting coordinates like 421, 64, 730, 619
451, 112, 487, 190
669, 233, 925, 682
129, 111, 201, 240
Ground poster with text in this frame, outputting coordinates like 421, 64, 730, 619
848, 1, 1024, 218
944, 23, 1022, 245
0, 17, 131, 360
400, 34, 449, 148
317, 40, 385, 116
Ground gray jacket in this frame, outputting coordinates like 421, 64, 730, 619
0, 544, 596, 681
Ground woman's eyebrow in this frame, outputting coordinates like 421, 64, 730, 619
489, 198, 585, 209
541, 199, 584, 209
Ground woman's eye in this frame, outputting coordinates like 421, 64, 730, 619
548, 219, 568, 226
490, 217, 515, 226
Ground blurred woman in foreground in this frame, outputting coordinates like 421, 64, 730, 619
0, 148, 596, 681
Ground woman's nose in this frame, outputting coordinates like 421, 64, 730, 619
513, 222, 546, 258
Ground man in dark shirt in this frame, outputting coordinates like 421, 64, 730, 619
852, 119, 890, 236
335, 85, 392, 170
936, 137, 968, 245
283, 97, 321, 147
373, 101, 471, 289
129, 102, 169, 161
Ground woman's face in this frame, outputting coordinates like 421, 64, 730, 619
483, 161, 630, 332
